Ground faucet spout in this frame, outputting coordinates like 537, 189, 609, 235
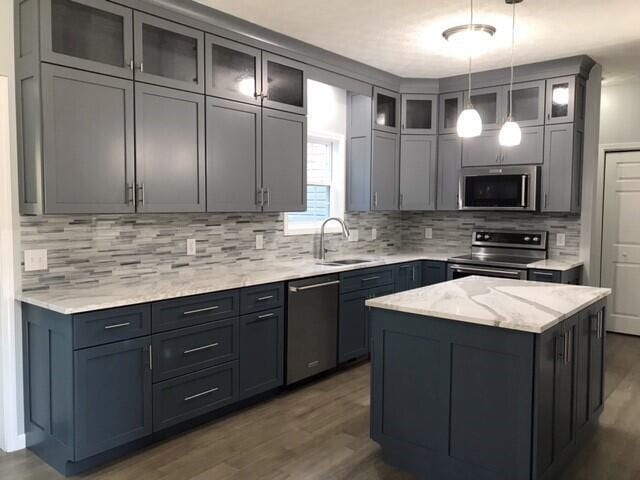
320, 217, 350, 263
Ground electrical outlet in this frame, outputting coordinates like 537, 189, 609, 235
556, 233, 566, 247
186, 238, 197, 256
24, 249, 48, 271
348, 229, 359, 242
256, 234, 264, 250
424, 227, 433, 240
371, 228, 377, 240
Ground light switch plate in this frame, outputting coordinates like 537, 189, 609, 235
24, 249, 48, 271
186, 238, 196, 256
424, 227, 433, 240
349, 229, 359, 242
371, 228, 377, 240
556, 233, 566, 247
256, 234, 264, 250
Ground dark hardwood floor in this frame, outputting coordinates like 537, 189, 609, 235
1, 332, 639, 480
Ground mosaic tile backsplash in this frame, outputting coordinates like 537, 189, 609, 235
20, 211, 580, 292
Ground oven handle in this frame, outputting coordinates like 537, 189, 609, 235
521, 175, 527, 208
449, 264, 524, 278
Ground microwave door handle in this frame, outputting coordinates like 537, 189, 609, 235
521, 175, 527, 208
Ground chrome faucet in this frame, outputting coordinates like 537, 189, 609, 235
320, 217, 350, 263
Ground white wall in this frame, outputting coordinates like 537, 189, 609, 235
0, 0, 25, 452
600, 80, 640, 145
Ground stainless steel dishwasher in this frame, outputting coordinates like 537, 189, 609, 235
286, 274, 340, 385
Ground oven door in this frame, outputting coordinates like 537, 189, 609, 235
447, 264, 528, 281
460, 166, 538, 211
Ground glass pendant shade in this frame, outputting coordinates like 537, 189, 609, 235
457, 107, 482, 138
499, 118, 522, 146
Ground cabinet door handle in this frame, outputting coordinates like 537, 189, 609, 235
183, 342, 219, 355
265, 188, 270, 206
137, 183, 145, 205
104, 322, 131, 330
258, 313, 274, 319
411, 266, 416, 282
183, 305, 220, 315
566, 330, 572, 364
258, 187, 264, 206
126, 183, 134, 205
149, 345, 153, 371
373, 192, 378, 208
257, 295, 274, 301
521, 175, 527, 207
184, 387, 219, 402
129, 59, 134, 71
361, 276, 380, 282
534, 271, 554, 277
139, 62, 144, 73
399, 193, 404, 208
544, 193, 549, 209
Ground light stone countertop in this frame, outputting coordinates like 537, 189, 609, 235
17, 252, 463, 315
365, 276, 610, 334
526, 257, 584, 271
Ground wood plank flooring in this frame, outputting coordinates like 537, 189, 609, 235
2, 332, 640, 480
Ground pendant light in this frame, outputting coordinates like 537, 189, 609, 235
499, 0, 523, 147
456, 0, 483, 138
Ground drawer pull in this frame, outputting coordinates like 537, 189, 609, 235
361, 276, 380, 282
183, 305, 220, 316
533, 271, 554, 277
183, 343, 219, 355
257, 295, 274, 301
258, 313, 274, 319
104, 322, 131, 330
184, 387, 219, 402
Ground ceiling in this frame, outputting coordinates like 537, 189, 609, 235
193, 0, 640, 84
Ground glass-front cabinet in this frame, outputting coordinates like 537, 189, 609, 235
401, 94, 437, 134
133, 12, 205, 93
373, 87, 400, 134
41, 0, 134, 79
503, 80, 545, 127
206, 35, 261, 105
261, 53, 307, 115
545, 76, 585, 125
439, 92, 463, 134
464, 86, 504, 130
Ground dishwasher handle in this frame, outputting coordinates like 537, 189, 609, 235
289, 280, 340, 293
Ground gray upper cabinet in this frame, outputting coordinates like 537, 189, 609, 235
261, 52, 307, 115
133, 12, 205, 93
40, 0, 134, 79
502, 126, 544, 165
346, 92, 372, 212
206, 97, 262, 212
371, 130, 399, 211
400, 135, 437, 211
503, 80, 546, 127
462, 130, 501, 167
262, 109, 307, 212
545, 76, 583, 125
373, 87, 400, 134
464, 86, 505, 130
41, 64, 135, 214
437, 134, 462, 211
401, 94, 437, 135
206, 34, 261, 106
439, 92, 463, 134
542, 123, 583, 213
135, 83, 205, 213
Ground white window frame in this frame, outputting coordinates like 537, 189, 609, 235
284, 130, 345, 236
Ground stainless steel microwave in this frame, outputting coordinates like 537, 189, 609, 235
459, 165, 540, 211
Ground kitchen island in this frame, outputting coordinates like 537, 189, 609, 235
366, 276, 611, 480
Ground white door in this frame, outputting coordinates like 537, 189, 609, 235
601, 150, 640, 335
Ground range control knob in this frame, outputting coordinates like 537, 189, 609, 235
524, 236, 531, 242
532, 236, 540, 242
483, 234, 491, 241
476, 233, 483, 240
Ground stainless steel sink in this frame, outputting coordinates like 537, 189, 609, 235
318, 259, 372, 266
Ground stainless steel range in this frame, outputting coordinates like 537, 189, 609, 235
447, 230, 548, 280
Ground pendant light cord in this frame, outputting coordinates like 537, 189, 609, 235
467, 0, 473, 104
508, 0, 516, 119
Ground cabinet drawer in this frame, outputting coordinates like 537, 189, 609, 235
339, 266, 394, 293
153, 361, 238, 431
240, 283, 284, 314
152, 319, 239, 382
152, 290, 239, 333
528, 270, 561, 283
73, 304, 151, 349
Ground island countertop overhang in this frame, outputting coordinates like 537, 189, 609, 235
365, 276, 611, 334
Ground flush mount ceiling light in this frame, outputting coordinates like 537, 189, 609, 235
499, 0, 524, 147
442, 24, 496, 58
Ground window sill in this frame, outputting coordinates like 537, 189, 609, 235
284, 224, 344, 236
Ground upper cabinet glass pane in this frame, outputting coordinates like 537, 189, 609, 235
267, 61, 304, 107
405, 99, 432, 130
51, 0, 125, 67
211, 43, 256, 100
443, 97, 459, 130
142, 23, 198, 84
470, 92, 498, 125
508, 86, 540, 122
376, 94, 397, 128
551, 82, 570, 118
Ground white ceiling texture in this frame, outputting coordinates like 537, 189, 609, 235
194, 0, 640, 84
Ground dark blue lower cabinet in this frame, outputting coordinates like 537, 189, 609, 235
74, 337, 153, 460
422, 260, 447, 286
239, 308, 284, 399
394, 262, 422, 292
